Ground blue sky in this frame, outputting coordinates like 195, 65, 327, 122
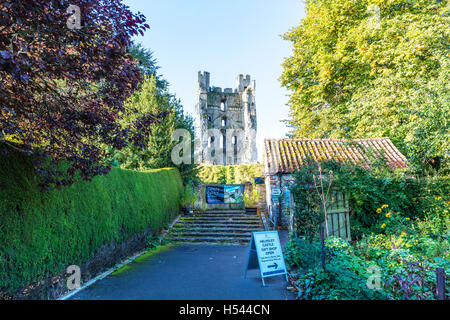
124, 0, 306, 161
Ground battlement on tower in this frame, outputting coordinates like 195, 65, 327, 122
236, 74, 256, 92
198, 71, 256, 94
198, 71, 210, 90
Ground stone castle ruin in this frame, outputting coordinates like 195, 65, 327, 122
195, 71, 257, 165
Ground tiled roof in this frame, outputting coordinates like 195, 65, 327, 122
264, 138, 408, 174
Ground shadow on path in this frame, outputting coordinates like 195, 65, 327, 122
70, 243, 295, 300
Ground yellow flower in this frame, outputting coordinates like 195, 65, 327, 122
435, 196, 442, 201
385, 212, 391, 218
382, 204, 389, 209
381, 223, 386, 229
405, 217, 410, 221
376, 208, 382, 213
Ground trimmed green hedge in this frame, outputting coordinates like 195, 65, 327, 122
0, 149, 183, 293
198, 164, 263, 184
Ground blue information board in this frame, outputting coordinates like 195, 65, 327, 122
254, 177, 264, 185
206, 185, 243, 204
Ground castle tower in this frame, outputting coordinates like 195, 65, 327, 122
195, 71, 257, 165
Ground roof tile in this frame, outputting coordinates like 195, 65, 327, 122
264, 138, 408, 174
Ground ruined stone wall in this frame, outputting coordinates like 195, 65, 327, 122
265, 173, 295, 230
195, 71, 257, 165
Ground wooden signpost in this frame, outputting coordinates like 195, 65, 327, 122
244, 231, 288, 286
436, 267, 446, 300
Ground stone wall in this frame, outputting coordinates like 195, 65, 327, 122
195, 71, 257, 165
256, 183, 266, 211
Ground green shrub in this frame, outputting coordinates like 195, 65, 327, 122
198, 164, 263, 184
290, 232, 450, 300
290, 159, 334, 242
243, 184, 260, 208
180, 184, 200, 208
294, 237, 388, 300
284, 238, 321, 272
291, 160, 449, 239
287, 159, 449, 300
0, 149, 183, 293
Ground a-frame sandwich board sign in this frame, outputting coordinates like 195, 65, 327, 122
244, 231, 288, 286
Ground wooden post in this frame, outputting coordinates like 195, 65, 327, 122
320, 225, 326, 270
436, 267, 446, 300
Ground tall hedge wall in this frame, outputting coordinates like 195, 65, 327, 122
0, 149, 183, 293
198, 164, 263, 184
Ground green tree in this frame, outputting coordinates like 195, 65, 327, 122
107, 76, 197, 181
106, 44, 198, 182
281, 0, 449, 174
128, 43, 168, 89
0, 0, 154, 188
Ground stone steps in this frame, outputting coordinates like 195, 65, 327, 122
170, 231, 252, 238
172, 227, 258, 232
177, 218, 260, 223
187, 214, 258, 218
200, 210, 245, 214
173, 224, 261, 230
170, 236, 252, 244
180, 215, 259, 219
179, 218, 260, 223
166, 209, 263, 244
174, 223, 261, 229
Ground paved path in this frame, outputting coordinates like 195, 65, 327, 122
70, 241, 294, 300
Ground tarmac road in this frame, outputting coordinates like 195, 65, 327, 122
70, 243, 295, 300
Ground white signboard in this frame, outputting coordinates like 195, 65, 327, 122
271, 188, 282, 196
244, 231, 288, 286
